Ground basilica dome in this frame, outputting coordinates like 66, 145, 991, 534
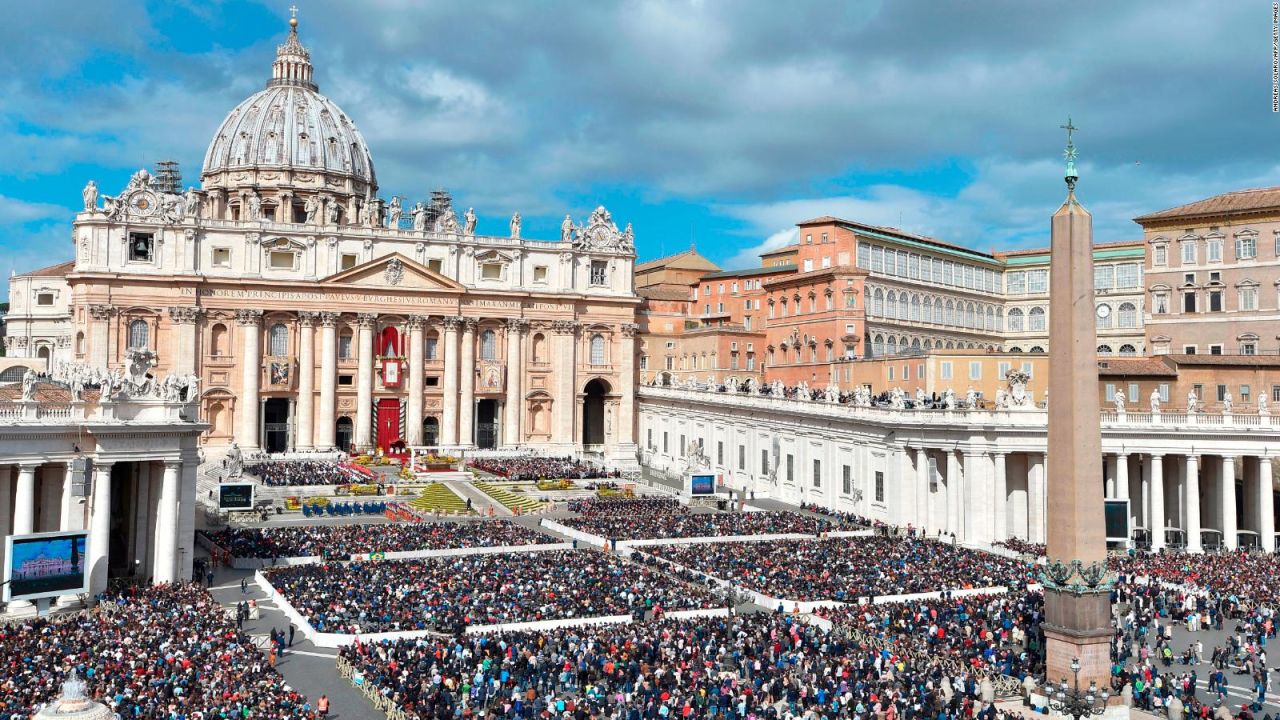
200, 17, 376, 198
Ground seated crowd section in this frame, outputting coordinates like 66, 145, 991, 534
207, 519, 551, 559
263, 549, 717, 634
467, 456, 620, 482
0, 584, 313, 719
562, 497, 863, 541
246, 460, 366, 487
644, 537, 1034, 601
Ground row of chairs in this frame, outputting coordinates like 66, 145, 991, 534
301, 501, 389, 517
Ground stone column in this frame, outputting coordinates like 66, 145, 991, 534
177, 456, 198, 581
355, 313, 377, 451
551, 320, 578, 446
503, 318, 525, 446
992, 451, 1008, 542
1116, 452, 1131, 533
1259, 457, 1275, 553
946, 450, 960, 537
153, 461, 181, 584
296, 312, 317, 450
235, 310, 263, 450
88, 462, 114, 599
1221, 455, 1237, 550
1027, 454, 1045, 544
406, 316, 426, 446
130, 462, 150, 578
1185, 455, 1202, 552
88, 305, 114, 368
1104, 454, 1117, 498
0, 466, 10, 583
616, 323, 640, 445
915, 449, 930, 534
1150, 454, 1165, 550
316, 312, 339, 449
441, 317, 461, 446
459, 318, 477, 446
167, 306, 202, 375
13, 463, 38, 536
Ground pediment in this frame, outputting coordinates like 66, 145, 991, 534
321, 253, 465, 292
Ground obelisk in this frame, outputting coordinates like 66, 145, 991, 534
1041, 118, 1113, 692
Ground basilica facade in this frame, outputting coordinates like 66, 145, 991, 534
8, 18, 640, 461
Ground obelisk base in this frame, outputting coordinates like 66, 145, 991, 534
1042, 588, 1113, 690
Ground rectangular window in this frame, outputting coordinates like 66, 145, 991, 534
533, 266, 548, 283
1007, 271, 1026, 294
761, 449, 769, 475
589, 260, 608, 285
738, 445, 745, 471
425, 376, 440, 387
1153, 246, 1167, 266
1237, 236, 1257, 259
786, 454, 794, 483
812, 459, 821, 488
803, 258, 814, 272
842, 465, 852, 495
647, 429, 653, 450
717, 441, 724, 466
337, 374, 354, 386
1241, 385, 1252, 402
857, 242, 870, 269
212, 247, 231, 267
1209, 290, 1222, 312
940, 361, 953, 380
425, 337, 438, 360
340, 253, 358, 270
1183, 292, 1197, 313
1217, 384, 1228, 402
874, 471, 885, 503
481, 263, 503, 280
1094, 265, 1114, 290
888, 367, 894, 381
1273, 385, 1280, 403
1209, 344, 1223, 355
1027, 270, 1048, 293
338, 334, 353, 359
1241, 287, 1258, 311
998, 361, 1010, 380
969, 361, 981, 380
663, 433, 669, 453
821, 256, 831, 269
1182, 242, 1196, 264
1241, 343, 1257, 355
427, 258, 443, 273
1116, 263, 1140, 288
1207, 239, 1222, 263
639, 355, 648, 370
1105, 383, 1116, 401
36, 293, 54, 306
1158, 383, 1170, 402
269, 251, 296, 270
1184, 345, 1197, 354
127, 232, 154, 262
1128, 383, 1140, 402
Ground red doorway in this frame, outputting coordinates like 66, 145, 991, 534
377, 398, 401, 453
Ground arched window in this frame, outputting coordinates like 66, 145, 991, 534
933, 298, 943, 324
1008, 346, 1022, 353
75, 331, 85, 355
269, 323, 288, 356
887, 336, 898, 355
944, 300, 955, 326
532, 333, 547, 363
1008, 308, 1024, 332
1096, 304, 1112, 330
923, 297, 933, 322
590, 334, 606, 365
480, 329, 497, 360
338, 328, 354, 359
1029, 345, 1045, 353
128, 319, 149, 350
886, 291, 898, 319
210, 323, 228, 357
1097, 345, 1113, 355
873, 334, 884, 356
1118, 302, 1137, 328
425, 331, 439, 360
910, 294, 920, 321
872, 289, 884, 317
1119, 344, 1137, 356
985, 306, 995, 331
965, 302, 976, 329
1028, 307, 1046, 331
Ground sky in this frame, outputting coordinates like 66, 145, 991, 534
1, 0, 1277, 296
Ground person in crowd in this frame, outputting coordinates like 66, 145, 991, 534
208, 519, 550, 559
468, 456, 619, 482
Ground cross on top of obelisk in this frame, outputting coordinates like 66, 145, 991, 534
1061, 116, 1079, 187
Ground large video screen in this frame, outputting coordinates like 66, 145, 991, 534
4, 531, 89, 602
689, 473, 716, 496
218, 483, 255, 511
1104, 499, 1130, 542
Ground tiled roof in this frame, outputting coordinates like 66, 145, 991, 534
1166, 353, 1280, 367
994, 239, 1143, 258
0, 381, 101, 403
638, 285, 695, 301
701, 264, 796, 279
635, 249, 720, 274
1096, 356, 1177, 377
760, 244, 799, 257
1134, 187, 1280, 223
15, 260, 75, 278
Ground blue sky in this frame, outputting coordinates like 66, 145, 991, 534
1, 1, 1276, 296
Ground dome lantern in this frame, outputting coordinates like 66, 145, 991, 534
269, 7, 317, 91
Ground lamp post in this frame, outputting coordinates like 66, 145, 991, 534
1047, 657, 1110, 719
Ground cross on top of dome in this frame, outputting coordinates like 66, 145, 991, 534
270, 8, 315, 91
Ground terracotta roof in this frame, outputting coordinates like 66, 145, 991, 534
0, 381, 101, 403
15, 260, 75, 278
1134, 187, 1280, 224
702, 265, 796, 280
1166, 353, 1280, 367
994, 239, 1143, 258
760, 244, 799, 257
635, 249, 720, 274
1096, 356, 1177, 377
638, 285, 695, 301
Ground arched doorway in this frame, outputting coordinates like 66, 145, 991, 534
423, 416, 440, 447
582, 379, 609, 446
476, 399, 498, 449
335, 417, 354, 453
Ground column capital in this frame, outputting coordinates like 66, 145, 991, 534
163, 460, 183, 471
461, 317, 478, 333
988, 450, 1008, 459
318, 311, 340, 327
297, 311, 319, 328
167, 306, 204, 324
88, 304, 116, 320
442, 316, 462, 331
407, 314, 428, 330
92, 460, 115, 470
551, 319, 579, 336
620, 322, 640, 338
235, 309, 263, 327
506, 317, 529, 332
16, 462, 41, 472
356, 312, 378, 327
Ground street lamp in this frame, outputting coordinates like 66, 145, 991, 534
1048, 657, 1110, 719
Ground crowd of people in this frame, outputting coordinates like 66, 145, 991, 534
338, 611, 1032, 720
246, 460, 362, 487
562, 497, 859, 541
0, 584, 315, 719
799, 503, 875, 529
206, 519, 552, 559
468, 456, 620, 482
264, 549, 717, 634
645, 537, 1035, 601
